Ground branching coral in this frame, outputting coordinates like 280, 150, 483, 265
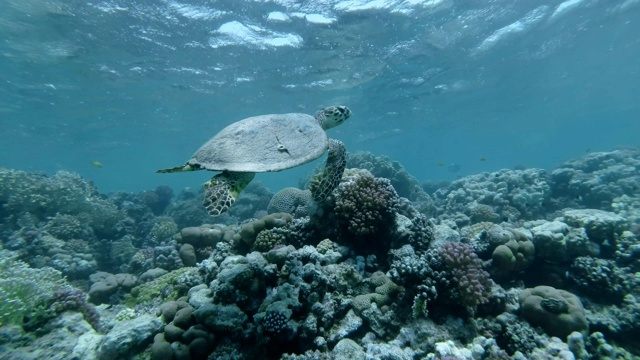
438, 242, 493, 308
568, 256, 631, 303
0, 250, 67, 326
51, 287, 101, 329
334, 175, 398, 238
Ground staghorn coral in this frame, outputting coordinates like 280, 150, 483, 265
334, 174, 398, 238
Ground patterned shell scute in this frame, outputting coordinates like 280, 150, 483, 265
188, 113, 328, 172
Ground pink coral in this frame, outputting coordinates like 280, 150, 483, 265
439, 242, 493, 307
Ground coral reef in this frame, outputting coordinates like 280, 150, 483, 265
551, 149, 640, 210
1, 149, 640, 359
433, 168, 551, 225
346, 152, 433, 207
568, 256, 632, 303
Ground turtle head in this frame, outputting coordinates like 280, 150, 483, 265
315, 106, 351, 130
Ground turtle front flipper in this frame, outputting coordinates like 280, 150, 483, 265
309, 139, 346, 202
204, 171, 256, 216
156, 163, 202, 173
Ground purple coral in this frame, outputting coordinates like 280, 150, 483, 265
51, 287, 101, 329
439, 242, 493, 307
334, 175, 398, 237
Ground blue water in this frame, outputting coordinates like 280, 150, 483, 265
1, 0, 639, 193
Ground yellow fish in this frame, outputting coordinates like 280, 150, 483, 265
436, 162, 445, 167
92, 160, 104, 168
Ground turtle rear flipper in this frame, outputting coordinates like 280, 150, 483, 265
204, 171, 256, 216
156, 163, 201, 173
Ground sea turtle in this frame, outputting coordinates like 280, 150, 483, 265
157, 106, 351, 216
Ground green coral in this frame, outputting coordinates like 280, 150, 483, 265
519, 285, 588, 338
460, 221, 498, 239
124, 267, 199, 306
316, 239, 338, 254
234, 213, 293, 249
253, 229, 286, 252
43, 213, 87, 240
110, 236, 138, 268
0, 250, 67, 326
492, 240, 535, 272
114, 308, 137, 322
352, 271, 402, 315
150, 216, 179, 241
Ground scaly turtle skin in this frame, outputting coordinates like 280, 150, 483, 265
157, 106, 351, 216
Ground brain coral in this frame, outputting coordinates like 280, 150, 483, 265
519, 285, 588, 338
267, 188, 314, 218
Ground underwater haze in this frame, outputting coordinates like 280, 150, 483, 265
4, 1, 640, 360
1, 0, 639, 193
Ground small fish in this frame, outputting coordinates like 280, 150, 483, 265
92, 160, 104, 168
479, 157, 486, 162
436, 162, 445, 167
